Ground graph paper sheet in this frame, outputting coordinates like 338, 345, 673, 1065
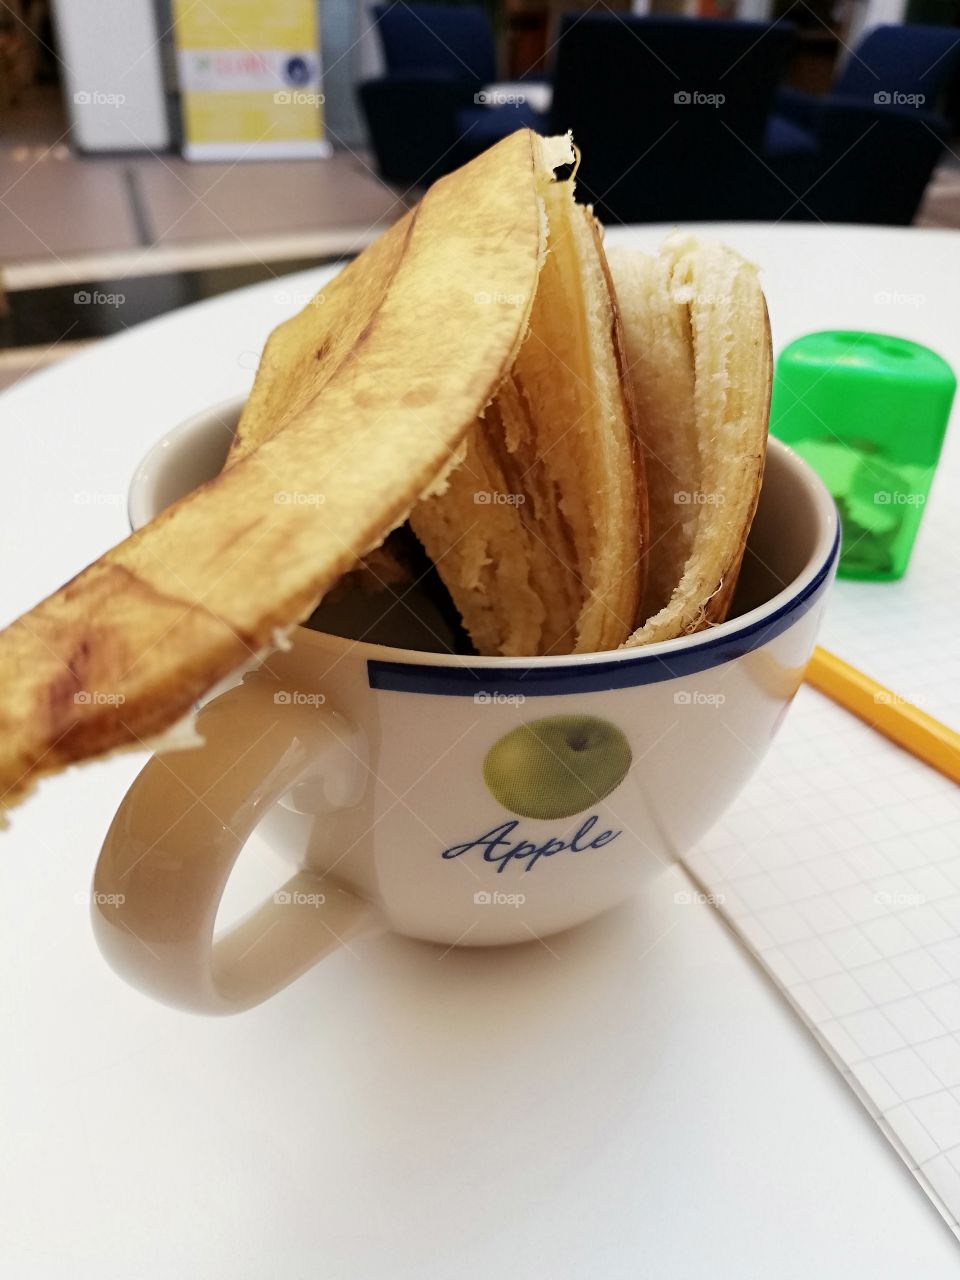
682, 401, 960, 1230
685, 678, 960, 1233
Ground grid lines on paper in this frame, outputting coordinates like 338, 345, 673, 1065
684, 684, 960, 1235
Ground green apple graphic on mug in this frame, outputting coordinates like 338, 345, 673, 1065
482, 715, 633, 820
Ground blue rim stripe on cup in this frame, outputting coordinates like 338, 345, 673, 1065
366, 525, 839, 697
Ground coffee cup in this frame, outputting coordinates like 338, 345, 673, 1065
92, 398, 839, 1013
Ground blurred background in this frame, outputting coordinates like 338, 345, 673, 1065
1, 0, 959, 390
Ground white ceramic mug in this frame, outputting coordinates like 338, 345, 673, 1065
92, 399, 839, 1014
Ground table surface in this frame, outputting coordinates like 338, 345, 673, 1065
1, 223, 959, 1278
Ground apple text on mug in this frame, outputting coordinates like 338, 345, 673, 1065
441, 814, 621, 874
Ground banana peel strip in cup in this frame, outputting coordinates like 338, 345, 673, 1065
0, 129, 770, 819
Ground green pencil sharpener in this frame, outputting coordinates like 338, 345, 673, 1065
770, 331, 955, 580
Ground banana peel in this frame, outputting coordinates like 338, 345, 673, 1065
0, 130, 569, 815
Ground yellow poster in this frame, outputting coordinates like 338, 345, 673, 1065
173, 0, 329, 160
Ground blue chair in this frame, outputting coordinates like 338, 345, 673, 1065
360, 3, 546, 184
374, 2, 496, 81
771, 23, 960, 145
770, 98, 950, 224
360, 70, 482, 185
545, 15, 797, 223
360, 4, 520, 185
765, 24, 960, 223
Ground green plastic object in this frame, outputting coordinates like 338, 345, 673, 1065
770, 331, 955, 580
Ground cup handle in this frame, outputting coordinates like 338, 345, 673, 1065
91, 676, 376, 1014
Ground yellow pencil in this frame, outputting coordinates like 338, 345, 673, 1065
805, 647, 960, 785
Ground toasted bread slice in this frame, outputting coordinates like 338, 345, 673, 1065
408, 185, 646, 656
0, 130, 568, 816
608, 235, 770, 646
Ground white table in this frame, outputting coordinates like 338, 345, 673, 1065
1, 224, 958, 1277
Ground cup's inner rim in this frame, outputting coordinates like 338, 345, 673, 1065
129, 402, 840, 671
